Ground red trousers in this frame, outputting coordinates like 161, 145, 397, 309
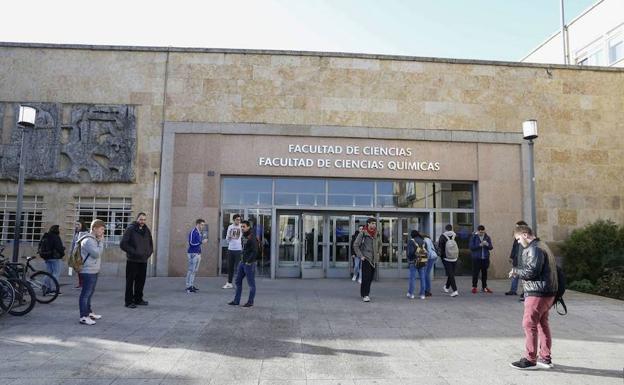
522, 296, 555, 362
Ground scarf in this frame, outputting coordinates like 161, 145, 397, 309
365, 225, 377, 238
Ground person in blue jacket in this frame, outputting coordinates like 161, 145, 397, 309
185, 219, 206, 293
469, 225, 494, 294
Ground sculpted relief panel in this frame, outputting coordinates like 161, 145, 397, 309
0, 103, 136, 183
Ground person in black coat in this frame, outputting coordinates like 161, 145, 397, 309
120, 212, 154, 308
39, 224, 65, 293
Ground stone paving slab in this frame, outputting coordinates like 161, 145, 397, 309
0, 276, 622, 385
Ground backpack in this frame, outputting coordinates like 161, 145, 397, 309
413, 239, 428, 268
38, 234, 53, 259
67, 234, 94, 273
555, 266, 567, 315
443, 234, 459, 260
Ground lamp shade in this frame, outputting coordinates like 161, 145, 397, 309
522, 120, 538, 140
18, 105, 36, 128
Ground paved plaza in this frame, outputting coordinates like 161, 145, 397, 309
0, 275, 622, 385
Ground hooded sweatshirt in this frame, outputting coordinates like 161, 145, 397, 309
79, 232, 104, 274
438, 230, 458, 262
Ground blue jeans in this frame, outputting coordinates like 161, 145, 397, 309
79, 273, 98, 317
424, 258, 437, 293
185, 253, 201, 288
45, 259, 62, 289
408, 264, 426, 296
353, 256, 362, 280
233, 263, 256, 305
510, 274, 519, 293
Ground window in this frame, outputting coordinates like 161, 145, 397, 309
578, 49, 603, 66
376, 181, 427, 208
431, 183, 474, 209
222, 177, 272, 206
0, 195, 45, 245
69, 197, 132, 245
275, 178, 325, 206
328, 180, 374, 207
609, 39, 624, 64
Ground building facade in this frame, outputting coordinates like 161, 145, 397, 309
521, 0, 624, 67
1, 42, 623, 279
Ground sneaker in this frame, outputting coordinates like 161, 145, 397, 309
471, 287, 478, 294
228, 301, 239, 306
352, 275, 357, 281
442, 285, 450, 293
505, 291, 517, 296
357, 278, 362, 284
536, 358, 554, 369
191, 286, 199, 291
406, 292, 411, 298
222, 283, 234, 289
425, 291, 432, 297
450, 291, 459, 297
242, 303, 253, 307
420, 295, 426, 300
89, 313, 102, 320
136, 300, 149, 306
79, 317, 96, 325
362, 296, 370, 302
185, 287, 194, 294
519, 296, 525, 302
125, 303, 137, 309
483, 288, 493, 294
509, 358, 538, 370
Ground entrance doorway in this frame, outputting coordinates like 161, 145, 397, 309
275, 212, 430, 278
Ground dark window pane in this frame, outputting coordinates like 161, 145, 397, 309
377, 181, 426, 208
328, 180, 373, 207
431, 183, 474, 209
222, 177, 272, 206
275, 179, 325, 206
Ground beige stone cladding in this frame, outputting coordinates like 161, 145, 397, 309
1, 43, 623, 277
0, 46, 167, 275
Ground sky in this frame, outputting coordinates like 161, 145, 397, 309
0, 0, 597, 61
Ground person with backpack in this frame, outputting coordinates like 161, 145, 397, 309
406, 230, 428, 300
78, 219, 105, 325
38, 225, 66, 295
509, 224, 558, 370
438, 224, 459, 297
353, 217, 381, 302
70, 221, 86, 289
120, 212, 154, 309
422, 233, 439, 297
469, 225, 494, 294
186, 218, 207, 293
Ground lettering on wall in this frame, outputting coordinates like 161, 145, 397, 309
257, 144, 441, 172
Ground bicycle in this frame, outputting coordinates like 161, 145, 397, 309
0, 256, 36, 316
0, 276, 15, 317
1, 253, 60, 304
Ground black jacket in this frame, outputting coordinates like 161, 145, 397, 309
516, 239, 555, 297
120, 222, 154, 263
509, 239, 523, 267
39, 232, 65, 260
241, 231, 259, 264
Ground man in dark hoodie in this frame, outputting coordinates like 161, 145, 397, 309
120, 212, 154, 308
228, 220, 258, 307
39, 224, 66, 294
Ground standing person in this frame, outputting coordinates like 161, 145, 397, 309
120, 212, 154, 309
38, 225, 66, 295
509, 224, 558, 370
78, 219, 105, 325
228, 220, 258, 307
423, 233, 439, 297
469, 225, 494, 294
406, 230, 427, 299
506, 220, 528, 296
353, 217, 381, 302
223, 214, 242, 289
186, 219, 206, 293
438, 224, 459, 297
351, 225, 364, 283
70, 221, 86, 289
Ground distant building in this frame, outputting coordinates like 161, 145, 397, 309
521, 0, 624, 67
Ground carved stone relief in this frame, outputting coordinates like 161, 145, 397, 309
0, 102, 136, 183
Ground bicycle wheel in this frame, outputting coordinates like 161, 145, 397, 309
28, 271, 59, 304
7, 278, 36, 316
0, 278, 15, 316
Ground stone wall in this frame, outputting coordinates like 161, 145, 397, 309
0, 43, 623, 277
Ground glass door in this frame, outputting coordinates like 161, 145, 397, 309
247, 209, 272, 277
327, 215, 350, 278
378, 217, 400, 278
302, 213, 324, 278
276, 214, 300, 278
